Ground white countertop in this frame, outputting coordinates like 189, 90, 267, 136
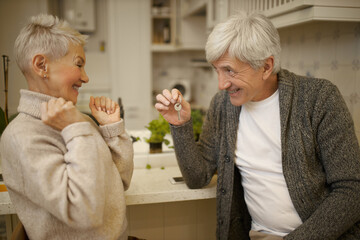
0, 192, 14, 215
126, 166, 217, 205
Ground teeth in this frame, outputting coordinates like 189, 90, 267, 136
228, 89, 239, 94
73, 86, 79, 91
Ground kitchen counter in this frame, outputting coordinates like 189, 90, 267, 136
0, 192, 13, 215
126, 166, 217, 205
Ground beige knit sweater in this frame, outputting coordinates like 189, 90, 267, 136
0, 90, 134, 240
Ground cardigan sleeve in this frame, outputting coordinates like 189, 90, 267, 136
170, 93, 221, 189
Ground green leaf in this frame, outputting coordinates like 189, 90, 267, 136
163, 139, 170, 146
144, 114, 171, 144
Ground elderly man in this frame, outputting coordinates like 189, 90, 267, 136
155, 11, 360, 240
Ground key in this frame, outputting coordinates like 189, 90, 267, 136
174, 103, 182, 120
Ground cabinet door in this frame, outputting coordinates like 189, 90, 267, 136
207, 0, 229, 30
178, 0, 207, 50
62, 0, 96, 32
151, 0, 177, 51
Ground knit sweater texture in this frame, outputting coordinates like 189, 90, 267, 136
0, 90, 134, 240
171, 69, 360, 240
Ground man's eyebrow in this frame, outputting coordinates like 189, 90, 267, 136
220, 64, 234, 70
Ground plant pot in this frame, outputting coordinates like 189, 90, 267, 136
149, 142, 162, 154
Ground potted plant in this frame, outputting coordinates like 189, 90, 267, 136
144, 114, 171, 153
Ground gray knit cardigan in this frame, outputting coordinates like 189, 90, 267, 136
170, 69, 360, 240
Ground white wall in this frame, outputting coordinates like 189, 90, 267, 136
76, 0, 112, 113
278, 21, 360, 142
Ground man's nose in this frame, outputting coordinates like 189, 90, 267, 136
218, 73, 231, 90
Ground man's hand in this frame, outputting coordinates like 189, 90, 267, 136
89, 96, 121, 125
41, 98, 86, 130
155, 88, 191, 125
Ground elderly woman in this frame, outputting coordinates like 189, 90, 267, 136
155, 11, 360, 240
0, 14, 133, 239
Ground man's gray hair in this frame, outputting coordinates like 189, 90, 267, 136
14, 14, 88, 74
206, 11, 281, 73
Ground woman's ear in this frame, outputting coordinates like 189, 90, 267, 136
262, 56, 274, 80
32, 54, 48, 78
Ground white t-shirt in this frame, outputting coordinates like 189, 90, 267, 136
235, 90, 302, 237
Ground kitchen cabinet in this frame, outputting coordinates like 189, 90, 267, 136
179, 0, 207, 50
152, 0, 360, 50
184, 0, 360, 31
206, 0, 229, 30
151, 0, 207, 51
182, 0, 236, 31
229, 0, 360, 29
151, 0, 177, 51
62, 0, 96, 32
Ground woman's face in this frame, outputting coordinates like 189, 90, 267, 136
212, 52, 266, 106
46, 43, 89, 104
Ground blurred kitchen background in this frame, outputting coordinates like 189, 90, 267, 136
0, 0, 360, 239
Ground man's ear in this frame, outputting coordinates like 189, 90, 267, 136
32, 54, 48, 78
263, 56, 274, 80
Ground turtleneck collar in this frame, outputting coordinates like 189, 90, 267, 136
17, 89, 57, 119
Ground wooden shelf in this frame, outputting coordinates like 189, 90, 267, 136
152, 14, 172, 19
151, 44, 177, 52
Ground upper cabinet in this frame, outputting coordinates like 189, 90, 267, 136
206, 0, 229, 30
61, 0, 96, 32
218, 0, 360, 29
151, 0, 207, 51
151, 0, 360, 52
184, 0, 360, 31
242, 0, 360, 28
151, 0, 176, 51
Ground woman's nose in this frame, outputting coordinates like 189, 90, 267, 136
81, 69, 89, 83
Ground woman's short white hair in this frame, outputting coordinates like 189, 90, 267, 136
14, 14, 88, 74
206, 11, 281, 74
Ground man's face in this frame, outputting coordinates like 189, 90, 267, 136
212, 52, 267, 106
